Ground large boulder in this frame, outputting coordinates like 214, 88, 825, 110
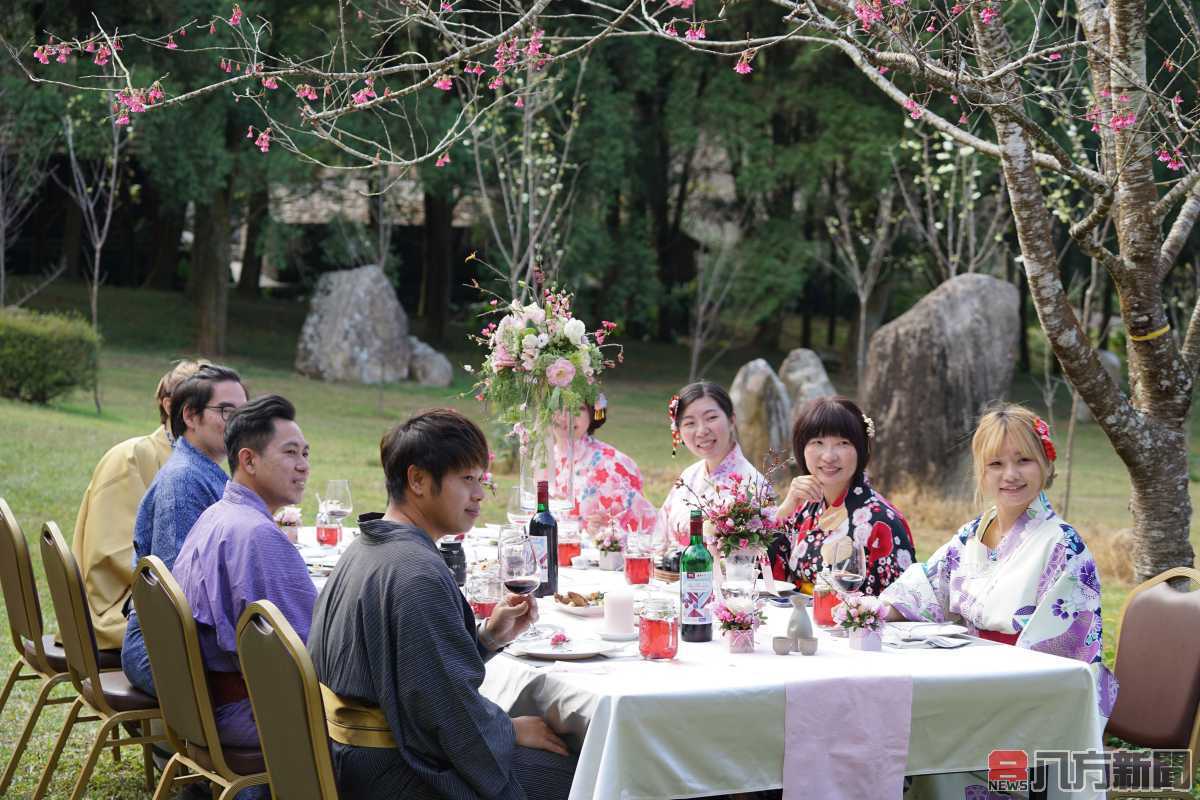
1075, 350, 1122, 422
730, 358, 792, 479
863, 273, 1020, 496
778, 348, 837, 422
295, 265, 412, 383
408, 335, 454, 388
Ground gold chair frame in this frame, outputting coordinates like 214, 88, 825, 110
1108, 566, 1200, 800
132, 556, 269, 800
237, 600, 340, 800
35, 522, 164, 800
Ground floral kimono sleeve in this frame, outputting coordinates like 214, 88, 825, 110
1014, 527, 1118, 717
879, 527, 971, 623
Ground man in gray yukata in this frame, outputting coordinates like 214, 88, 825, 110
308, 409, 577, 800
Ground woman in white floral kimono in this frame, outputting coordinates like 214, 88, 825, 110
882, 404, 1117, 799
652, 381, 772, 552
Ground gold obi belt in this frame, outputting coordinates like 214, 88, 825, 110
319, 683, 396, 749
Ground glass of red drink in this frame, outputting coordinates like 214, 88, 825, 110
625, 555, 652, 584
465, 571, 502, 620
316, 516, 342, 547
638, 592, 679, 660
812, 575, 838, 628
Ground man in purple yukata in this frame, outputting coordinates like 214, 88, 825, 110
172, 394, 317, 768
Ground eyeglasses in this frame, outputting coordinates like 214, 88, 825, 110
204, 404, 239, 421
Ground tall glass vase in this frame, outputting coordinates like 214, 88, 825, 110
517, 404, 577, 519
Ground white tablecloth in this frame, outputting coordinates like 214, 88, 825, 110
301, 529, 1105, 799
482, 568, 1105, 800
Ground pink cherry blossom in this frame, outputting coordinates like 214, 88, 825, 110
664, 22, 679, 37
254, 127, 271, 153
440, 1, 453, 9
879, 66, 889, 74
685, 24, 706, 40
296, 84, 318, 101
1117, 94, 1130, 103
903, 97, 923, 119
855, 0, 884, 29
488, 76, 503, 90
33, 46, 50, 65
230, 4, 243, 25
56, 43, 71, 63
436, 152, 451, 167
467, 63, 485, 76
980, 5, 999, 24
166, 35, 178, 49
115, 114, 130, 126
950, 94, 958, 104
434, 75, 453, 90
951, 3, 964, 13
1046, 52, 1062, 61
546, 358, 576, 388
666, 0, 694, 6
514, 96, 524, 108
93, 46, 110, 66
209, 22, 217, 34
262, 76, 278, 89
524, 29, 544, 58
1172, 93, 1183, 107
926, 22, 937, 31
1110, 111, 1137, 130
1099, 88, 1111, 98
734, 49, 755, 75
959, 113, 969, 124
148, 85, 165, 103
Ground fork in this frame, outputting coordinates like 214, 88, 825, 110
926, 636, 971, 649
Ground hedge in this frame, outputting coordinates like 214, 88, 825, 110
0, 308, 100, 404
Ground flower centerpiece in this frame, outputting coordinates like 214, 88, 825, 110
715, 596, 767, 653
467, 274, 621, 510
832, 594, 886, 651
594, 527, 625, 570
700, 472, 781, 557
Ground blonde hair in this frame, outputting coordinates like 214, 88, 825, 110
971, 403, 1055, 505
155, 359, 208, 425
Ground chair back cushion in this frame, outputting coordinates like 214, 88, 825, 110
39, 523, 103, 693
130, 557, 218, 751
237, 600, 338, 800
0, 498, 45, 658
1108, 573, 1200, 749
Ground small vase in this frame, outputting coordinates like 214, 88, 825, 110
723, 546, 761, 599
598, 551, 623, 571
848, 627, 882, 652
728, 628, 755, 653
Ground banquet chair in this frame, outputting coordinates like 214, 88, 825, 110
34, 522, 163, 800
237, 600, 340, 800
1106, 566, 1200, 799
131, 556, 270, 800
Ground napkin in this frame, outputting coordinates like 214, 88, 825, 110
783, 672, 913, 800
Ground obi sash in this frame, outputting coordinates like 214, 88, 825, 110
319, 683, 396, 749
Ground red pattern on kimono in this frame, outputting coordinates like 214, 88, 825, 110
768, 475, 915, 596
552, 435, 658, 533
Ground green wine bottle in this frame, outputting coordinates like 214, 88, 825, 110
680, 508, 713, 642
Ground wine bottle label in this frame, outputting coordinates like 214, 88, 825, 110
531, 536, 549, 582
680, 572, 713, 624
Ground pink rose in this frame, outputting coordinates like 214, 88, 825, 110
493, 343, 516, 369
546, 357, 576, 387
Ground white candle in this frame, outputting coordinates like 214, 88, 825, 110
603, 589, 635, 635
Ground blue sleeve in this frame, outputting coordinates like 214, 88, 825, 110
152, 477, 216, 570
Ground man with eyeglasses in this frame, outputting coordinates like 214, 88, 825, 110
121, 364, 247, 698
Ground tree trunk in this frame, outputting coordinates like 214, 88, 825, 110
193, 179, 233, 356
142, 193, 185, 291
237, 187, 269, 298
1018, 271, 1031, 373
421, 191, 455, 344
973, 4, 1194, 581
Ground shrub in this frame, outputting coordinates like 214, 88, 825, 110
0, 309, 99, 404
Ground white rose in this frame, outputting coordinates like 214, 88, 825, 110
563, 318, 586, 345
537, 333, 549, 347
523, 303, 546, 326
522, 333, 540, 352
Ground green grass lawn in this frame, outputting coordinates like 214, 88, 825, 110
1, 282, 1197, 797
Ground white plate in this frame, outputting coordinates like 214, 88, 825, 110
513, 640, 618, 661
887, 622, 969, 641
555, 601, 603, 618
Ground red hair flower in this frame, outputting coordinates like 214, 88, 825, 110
667, 394, 682, 457
1033, 417, 1056, 462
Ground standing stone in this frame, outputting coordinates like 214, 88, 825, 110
779, 348, 837, 422
863, 273, 1019, 496
1075, 350, 1122, 422
730, 359, 792, 478
408, 335, 454, 388
295, 265, 412, 383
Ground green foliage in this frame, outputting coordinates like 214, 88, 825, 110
0, 308, 99, 404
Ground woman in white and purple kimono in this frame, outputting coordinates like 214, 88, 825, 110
881, 404, 1118, 721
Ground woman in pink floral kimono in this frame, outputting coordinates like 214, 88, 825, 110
551, 396, 657, 536
881, 404, 1118, 719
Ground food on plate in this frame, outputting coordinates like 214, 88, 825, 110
554, 590, 605, 607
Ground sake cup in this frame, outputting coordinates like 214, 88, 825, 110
772, 636, 794, 656
796, 637, 819, 656
571, 555, 590, 570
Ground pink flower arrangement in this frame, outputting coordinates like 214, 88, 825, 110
714, 597, 766, 632
831, 594, 885, 632
679, 472, 780, 557
593, 528, 624, 553
550, 631, 570, 647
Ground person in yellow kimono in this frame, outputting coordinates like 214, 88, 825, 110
70, 359, 204, 650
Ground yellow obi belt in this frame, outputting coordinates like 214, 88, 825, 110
319, 683, 396, 749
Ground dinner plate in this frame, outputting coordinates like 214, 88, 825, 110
513, 640, 619, 661
554, 601, 604, 618
887, 622, 969, 640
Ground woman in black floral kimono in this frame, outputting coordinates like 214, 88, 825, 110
768, 397, 915, 596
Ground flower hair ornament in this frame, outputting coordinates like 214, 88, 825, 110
1032, 417, 1056, 462
862, 414, 876, 439
667, 394, 682, 457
